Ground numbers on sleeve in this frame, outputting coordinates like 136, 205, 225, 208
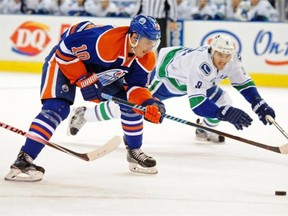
72, 45, 90, 60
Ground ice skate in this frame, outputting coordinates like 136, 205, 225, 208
67, 106, 87, 136
5, 151, 45, 182
124, 138, 158, 174
195, 119, 225, 143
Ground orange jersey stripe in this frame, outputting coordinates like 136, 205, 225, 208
137, 51, 156, 72
122, 123, 143, 132
41, 58, 57, 99
97, 27, 128, 62
58, 61, 88, 84
30, 124, 52, 139
128, 87, 152, 105
70, 24, 78, 35
56, 49, 75, 62
97, 26, 156, 72
55, 49, 88, 84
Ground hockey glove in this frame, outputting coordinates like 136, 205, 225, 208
216, 106, 253, 130
252, 98, 275, 125
135, 98, 166, 124
76, 73, 103, 103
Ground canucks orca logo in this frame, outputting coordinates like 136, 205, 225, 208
200, 63, 211, 76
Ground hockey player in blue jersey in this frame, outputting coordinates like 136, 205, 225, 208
5, 15, 165, 182
68, 34, 275, 143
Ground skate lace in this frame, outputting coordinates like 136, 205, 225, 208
131, 149, 149, 162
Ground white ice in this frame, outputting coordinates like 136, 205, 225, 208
0, 72, 288, 216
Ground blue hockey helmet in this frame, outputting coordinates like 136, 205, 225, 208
129, 15, 161, 41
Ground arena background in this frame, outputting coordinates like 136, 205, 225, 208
0, 15, 287, 87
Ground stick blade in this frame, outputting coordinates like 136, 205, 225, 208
279, 143, 288, 154
86, 136, 122, 161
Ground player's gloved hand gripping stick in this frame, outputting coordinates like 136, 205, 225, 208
101, 93, 288, 154
252, 98, 275, 125
76, 73, 103, 102
132, 98, 166, 124
76, 69, 128, 103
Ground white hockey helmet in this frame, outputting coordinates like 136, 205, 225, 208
210, 34, 235, 55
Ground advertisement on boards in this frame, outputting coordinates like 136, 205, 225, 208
0, 15, 287, 86
183, 21, 288, 75
0, 15, 130, 62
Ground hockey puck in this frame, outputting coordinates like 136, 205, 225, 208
275, 191, 286, 196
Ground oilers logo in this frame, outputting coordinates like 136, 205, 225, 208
139, 17, 146, 25
114, 70, 127, 78
97, 69, 128, 86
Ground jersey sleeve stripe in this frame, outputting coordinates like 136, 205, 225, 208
30, 124, 52, 140
122, 124, 144, 132
41, 58, 57, 99
55, 49, 76, 62
127, 87, 152, 105
58, 42, 73, 56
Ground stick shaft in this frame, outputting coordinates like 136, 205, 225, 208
102, 93, 283, 154
1, 120, 121, 161
266, 115, 288, 140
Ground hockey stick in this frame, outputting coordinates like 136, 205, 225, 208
101, 93, 288, 154
266, 115, 288, 140
0, 121, 121, 161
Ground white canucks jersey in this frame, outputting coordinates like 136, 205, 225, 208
155, 46, 252, 99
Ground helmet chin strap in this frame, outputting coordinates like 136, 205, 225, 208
128, 34, 139, 55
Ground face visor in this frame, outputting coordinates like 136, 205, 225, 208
129, 34, 161, 52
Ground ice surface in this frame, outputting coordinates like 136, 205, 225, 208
0, 72, 288, 216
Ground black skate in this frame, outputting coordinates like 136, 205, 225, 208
195, 119, 225, 143
67, 106, 87, 136
124, 137, 158, 174
5, 151, 45, 182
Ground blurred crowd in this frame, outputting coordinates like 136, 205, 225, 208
0, 0, 287, 22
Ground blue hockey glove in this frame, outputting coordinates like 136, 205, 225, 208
216, 106, 253, 130
76, 73, 103, 103
136, 98, 166, 124
252, 98, 275, 125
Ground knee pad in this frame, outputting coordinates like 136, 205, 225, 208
42, 99, 70, 121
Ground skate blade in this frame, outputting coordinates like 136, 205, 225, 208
129, 163, 158, 174
195, 136, 225, 144
4, 168, 44, 182
66, 107, 76, 136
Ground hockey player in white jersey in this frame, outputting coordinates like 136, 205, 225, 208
68, 34, 275, 144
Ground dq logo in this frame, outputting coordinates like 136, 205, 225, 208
200, 30, 242, 54
10, 21, 51, 56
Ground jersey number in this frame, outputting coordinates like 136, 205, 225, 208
72, 45, 90, 60
195, 81, 202, 89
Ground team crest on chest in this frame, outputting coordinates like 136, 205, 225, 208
199, 63, 212, 76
